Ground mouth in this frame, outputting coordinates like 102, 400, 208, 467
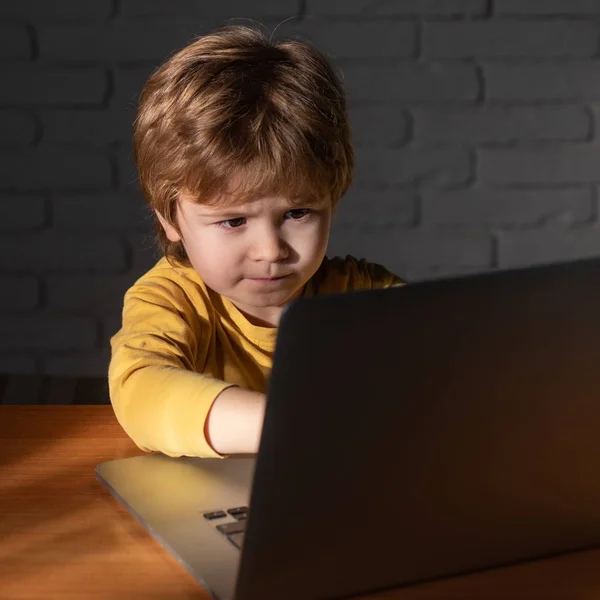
246, 274, 290, 282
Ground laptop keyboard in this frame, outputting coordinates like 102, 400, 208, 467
203, 506, 249, 549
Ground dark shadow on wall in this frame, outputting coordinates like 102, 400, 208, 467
0, 374, 110, 406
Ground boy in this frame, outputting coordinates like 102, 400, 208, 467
109, 24, 404, 459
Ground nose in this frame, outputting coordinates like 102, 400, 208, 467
248, 225, 289, 263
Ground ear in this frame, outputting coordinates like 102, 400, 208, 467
155, 210, 182, 243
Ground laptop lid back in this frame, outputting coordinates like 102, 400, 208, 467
235, 258, 600, 600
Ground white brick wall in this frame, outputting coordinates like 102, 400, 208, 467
1, 0, 600, 376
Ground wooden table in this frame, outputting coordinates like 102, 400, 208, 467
2, 406, 600, 600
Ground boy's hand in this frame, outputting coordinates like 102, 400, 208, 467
205, 387, 267, 455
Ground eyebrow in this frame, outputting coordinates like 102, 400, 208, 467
193, 207, 251, 219
192, 199, 324, 219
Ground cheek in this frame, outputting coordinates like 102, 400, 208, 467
181, 230, 217, 269
313, 217, 331, 248
292, 225, 329, 263
181, 234, 205, 260
196, 234, 242, 270
301, 216, 328, 239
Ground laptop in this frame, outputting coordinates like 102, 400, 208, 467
97, 257, 600, 600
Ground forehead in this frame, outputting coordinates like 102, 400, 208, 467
181, 166, 330, 209
178, 188, 328, 214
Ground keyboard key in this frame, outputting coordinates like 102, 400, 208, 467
232, 511, 248, 521
228, 532, 245, 549
217, 521, 247, 536
203, 510, 226, 520
227, 506, 249, 516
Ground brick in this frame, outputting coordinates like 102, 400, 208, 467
0, 277, 40, 310
0, 356, 37, 376
0, 25, 31, 60
103, 315, 122, 339
0, 316, 96, 350
41, 377, 78, 405
0, 151, 111, 190
46, 275, 134, 313
479, 146, 600, 184
348, 107, 410, 147
343, 64, 478, 104
79, 378, 110, 404
39, 21, 213, 62
424, 22, 597, 59
0, 233, 126, 271
486, 63, 600, 102
306, 0, 485, 16
354, 148, 471, 187
495, 0, 600, 15
291, 21, 415, 59
1, 375, 43, 403
414, 107, 590, 143
0, 68, 106, 107
422, 188, 593, 227
52, 193, 149, 230
0, 110, 37, 146
0, 195, 45, 229
498, 229, 600, 269
41, 349, 111, 377
327, 229, 492, 281
128, 232, 162, 274
2, 0, 112, 19
101, 316, 123, 349
120, 0, 298, 17
113, 66, 155, 111
334, 188, 416, 230
40, 108, 133, 145
73, 377, 111, 405
116, 149, 140, 192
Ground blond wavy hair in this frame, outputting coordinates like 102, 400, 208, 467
133, 24, 354, 264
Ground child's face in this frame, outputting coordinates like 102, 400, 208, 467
157, 189, 332, 326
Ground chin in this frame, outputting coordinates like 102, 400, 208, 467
246, 287, 300, 306
247, 293, 291, 307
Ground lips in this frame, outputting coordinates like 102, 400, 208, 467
247, 274, 289, 280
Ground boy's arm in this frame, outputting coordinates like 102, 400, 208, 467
205, 386, 266, 455
109, 284, 264, 458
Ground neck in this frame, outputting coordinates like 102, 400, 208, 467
231, 303, 283, 328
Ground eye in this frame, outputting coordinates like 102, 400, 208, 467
285, 208, 311, 220
217, 217, 246, 229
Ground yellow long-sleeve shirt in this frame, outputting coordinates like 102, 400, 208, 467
109, 255, 404, 458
